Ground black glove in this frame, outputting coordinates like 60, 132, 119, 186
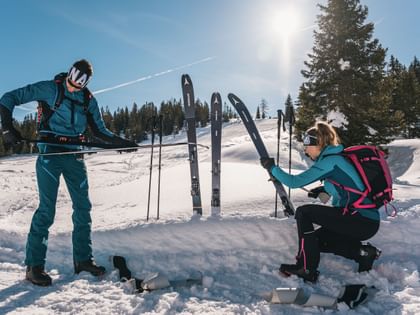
2, 128, 23, 150
260, 157, 275, 171
0, 105, 22, 150
308, 186, 326, 199
112, 136, 138, 153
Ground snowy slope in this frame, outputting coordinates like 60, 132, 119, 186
1, 119, 420, 314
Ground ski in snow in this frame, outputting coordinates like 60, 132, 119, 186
228, 93, 295, 216
210, 92, 222, 216
181, 74, 202, 215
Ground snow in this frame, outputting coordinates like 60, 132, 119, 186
338, 58, 351, 71
327, 109, 348, 130
1, 119, 420, 314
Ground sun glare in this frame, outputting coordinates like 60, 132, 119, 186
269, 7, 300, 39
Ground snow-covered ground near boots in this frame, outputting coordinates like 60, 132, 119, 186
1, 119, 420, 314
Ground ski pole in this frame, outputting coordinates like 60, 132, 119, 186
9, 142, 209, 158
156, 115, 163, 220
274, 109, 284, 218
146, 116, 157, 221
285, 104, 295, 198
22, 137, 133, 149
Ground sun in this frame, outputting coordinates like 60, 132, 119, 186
269, 7, 300, 39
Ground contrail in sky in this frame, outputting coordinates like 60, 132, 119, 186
93, 56, 215, 95
15, 56, 215, 112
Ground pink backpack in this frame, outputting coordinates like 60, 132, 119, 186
328, 145, 396, 216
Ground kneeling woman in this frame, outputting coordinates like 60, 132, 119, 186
260, 121, 381, 283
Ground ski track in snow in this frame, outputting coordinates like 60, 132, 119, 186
0, 120, 420, 314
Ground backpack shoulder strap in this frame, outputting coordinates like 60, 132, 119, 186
37, 100, 53, 131
53, 72, 67, 110
82, 88, 92, 113
54, 80, 65, 110
36, 73, 67, 131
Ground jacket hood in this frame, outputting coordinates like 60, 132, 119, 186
318, 144, 344, 160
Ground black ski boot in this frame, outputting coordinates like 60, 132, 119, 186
357, 243, 381, 272
26, 265, 52, 286
111, 255, 132, 280
74, 259, 106, 276
279, 264, 319, 283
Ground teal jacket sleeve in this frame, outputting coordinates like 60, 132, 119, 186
86, 96, 115, 140
0, 81, 56, 112
270, 158, 335, 188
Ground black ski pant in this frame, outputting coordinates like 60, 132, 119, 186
294, 204, 380, 271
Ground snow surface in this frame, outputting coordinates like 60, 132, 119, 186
1, 119, 420, 314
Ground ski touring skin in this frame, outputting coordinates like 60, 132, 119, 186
259, 283, 377, 309
181, 74, 202, 215
228, 93, 295, 216
210, 92, 222, 216
111, 255, 202, 294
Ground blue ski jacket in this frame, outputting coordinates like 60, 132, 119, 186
0, 79, 115, 150
270, 144, 379, 221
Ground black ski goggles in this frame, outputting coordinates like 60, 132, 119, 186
66, 77, 84, 90
303, 133, 318, 146
67, 66, 91, 89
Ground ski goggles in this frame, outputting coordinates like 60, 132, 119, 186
67, 66, 91, 89
66, 77, 84, 90
303, 133, 318, 146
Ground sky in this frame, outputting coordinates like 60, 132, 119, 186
1, 0, 419, 121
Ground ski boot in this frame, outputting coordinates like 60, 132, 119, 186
26, 265, 52, 286
279, 264, 319, 283
74, 259, 106, 276
110, 255, 132, 280
357, 243, 381, 272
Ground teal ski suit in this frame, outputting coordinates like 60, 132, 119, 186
0, 78, 126, 267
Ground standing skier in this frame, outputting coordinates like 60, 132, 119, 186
260, 121, 381, 283
0, 59, 137, 286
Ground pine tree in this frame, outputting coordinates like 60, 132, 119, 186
129, 102, 144, 142
159, 99, 183, 136
260, 99, 269, 119
387, 56, 420, 138
409, 56, 420, 83
139, 102, 157, 141
195, 99, 209, 127
223, 102, 235, 122
296, 0, 391, 145
101, 106, 113, 130
284, 94, 293, 118
398, 69, 420, 138
256, 106, 261, 119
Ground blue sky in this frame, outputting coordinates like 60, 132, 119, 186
1, 0, 419, 120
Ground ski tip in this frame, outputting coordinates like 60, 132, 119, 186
211, 92, 221, 104
227, 93, 241, 105
211, 92, 222, 108
181, 74, 192, 86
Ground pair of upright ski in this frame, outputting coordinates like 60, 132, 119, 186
181, 76, 294, 217
181, 75, 222, 216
